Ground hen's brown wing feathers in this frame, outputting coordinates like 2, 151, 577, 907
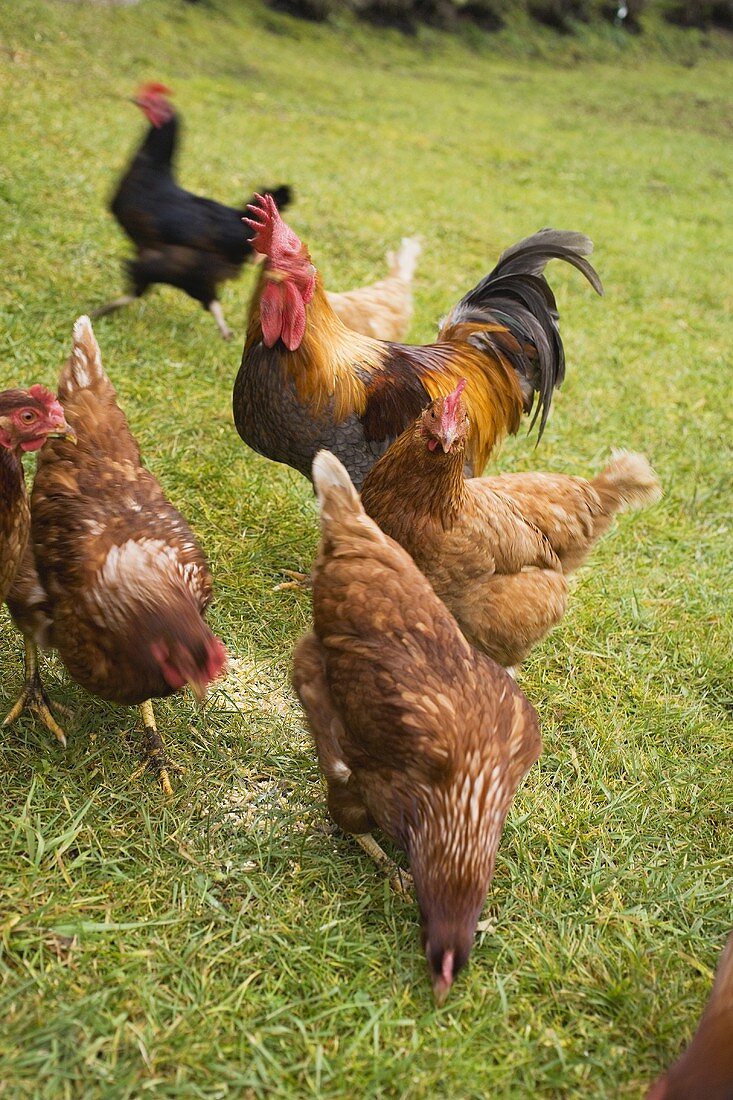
25, 318, 216, 706
0, 449, 29, 605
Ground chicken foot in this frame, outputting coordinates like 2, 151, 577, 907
273, 570, 312, 592
355, 833, 413, 897
91, 294, 138, 319
2, 639, 69, 747
208, 301, 233, 342
130, 699, 184, 798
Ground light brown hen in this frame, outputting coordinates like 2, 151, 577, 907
361, 380, 661, 668
326, 236, 421, 341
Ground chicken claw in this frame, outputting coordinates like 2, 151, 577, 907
130, 699, 184, 798
3, 640, 68, 747
355, 833, 413, 896
273, 570, 312, 592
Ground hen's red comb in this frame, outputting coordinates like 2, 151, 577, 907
443, 378, 467, 422
136, 81, 173, 99
27, 384, 59, 408
244, 193, 303, 260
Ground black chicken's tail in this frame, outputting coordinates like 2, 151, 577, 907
256, 184, 293, 213
439, 229, 603, 439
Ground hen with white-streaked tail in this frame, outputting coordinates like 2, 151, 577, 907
5, 317, 226, 796
292, 449, 541, 1004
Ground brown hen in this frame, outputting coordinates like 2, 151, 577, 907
361, 381, 661, 668
5, 317, 226, 795
1, 387, 76, 742
647, 931, 733, 1100
292, 450, 541, 1004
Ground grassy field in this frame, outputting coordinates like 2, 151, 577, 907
1, 1, 731, 1096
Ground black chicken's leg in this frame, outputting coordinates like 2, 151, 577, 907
91, 294, 137, 319
208, 300, 233, 341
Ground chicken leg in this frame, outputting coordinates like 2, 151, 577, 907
130, 699, 183, 798
355, 833, 413, 896
91, 294, 137, 319
293, 632, 411, 895
2, 639, 68, 747
273, 570, 312, 592
208, 300, 233, 341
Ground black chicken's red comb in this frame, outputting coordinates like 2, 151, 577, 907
136, 81, 173, 99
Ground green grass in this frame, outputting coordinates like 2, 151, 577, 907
1, 1, 732, 1096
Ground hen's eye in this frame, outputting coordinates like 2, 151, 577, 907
20, 410, 37, 424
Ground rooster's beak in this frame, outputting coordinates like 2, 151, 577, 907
265, 268, 288, 284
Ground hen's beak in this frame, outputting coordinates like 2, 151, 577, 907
431, 973, 453, 1007
430, 947, 455, 1006
265, 268, 287, 284
49, 424, 77, 445
189, 680, 208, 704
439, 428, 457, 454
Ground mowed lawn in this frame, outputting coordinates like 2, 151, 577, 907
1, 2, 731, 1096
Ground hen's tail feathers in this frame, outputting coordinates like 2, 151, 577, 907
58, 316, 115, 401
593, 450, 662, 514
443, 228, 603, 439
387, 236, 422, 283
312, 450, 363, 527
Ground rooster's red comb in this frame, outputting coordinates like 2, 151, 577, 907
244, 193, 304, 261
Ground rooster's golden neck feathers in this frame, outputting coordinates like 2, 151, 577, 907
247, 269, 384, 422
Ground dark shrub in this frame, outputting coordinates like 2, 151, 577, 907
355, 0, 419, 31
663, 0, 733, 24
266, 0, 338, 20
527, 0, 592, 31
420, 0, 460, 28
457, 0, 505, 30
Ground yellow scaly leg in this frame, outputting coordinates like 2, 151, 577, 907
129, 699, 184, 798
3, 639, 68, 747
354, 833, 413, 896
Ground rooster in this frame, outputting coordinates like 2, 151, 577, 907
233, 194, 602, 490
326, 236, 422, 341
1, 388, 76, 742
647, 931, 733, 1100
361, 380, 661, 668
4, 318, 227, 795
292, 450, 541, 1004
94, 83, 293, 340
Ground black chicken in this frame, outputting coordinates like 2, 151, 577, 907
94, 83, 293, 339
